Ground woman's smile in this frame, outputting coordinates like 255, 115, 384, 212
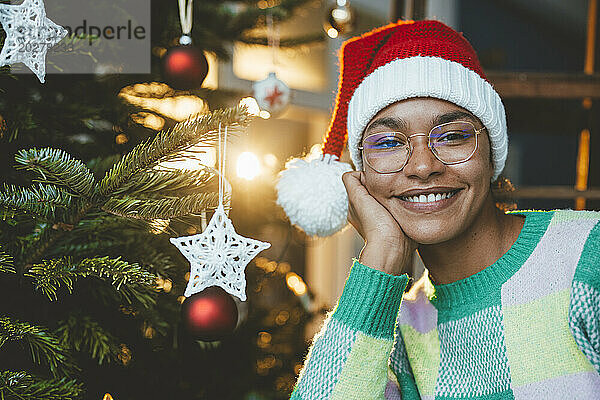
395, 188, 463, 213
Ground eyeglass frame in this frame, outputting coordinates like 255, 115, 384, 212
357, 120, 486, 174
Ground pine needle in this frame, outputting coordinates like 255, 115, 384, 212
0, 370, 83, 400
55, 315, 121, 365
114, 167, 217, 196
99, 106, 250, 196
0, 318, 77, 377
25, 256, 157, 305
0, 184, 73, 221
15, 148, 96, 198
102, 192, 219, 220
0, 245, 15, 274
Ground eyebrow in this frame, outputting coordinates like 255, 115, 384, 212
364, 110, 479, 135
364, 116, 407, 133
431, 110, 478, 127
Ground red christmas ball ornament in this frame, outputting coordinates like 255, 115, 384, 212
162, 44, 209, 90
181, 286, 238, 341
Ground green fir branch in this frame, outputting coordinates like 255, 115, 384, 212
98, 106, 250, 196
114, 167, 217, 196
0, 245, 15, 274
14, 148, 96, 198
101, 192, 219, 220
0, 184, 73, 221
55, 315, 121, 365
0, 318, 76, 377
25, 257, 157, 305
0, 371, 83, 400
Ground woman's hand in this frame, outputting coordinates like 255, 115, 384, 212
342, 171, 416, 275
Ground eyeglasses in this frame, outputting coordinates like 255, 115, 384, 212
358, 121, 485, 174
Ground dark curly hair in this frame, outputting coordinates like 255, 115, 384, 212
491, 175, 517, 212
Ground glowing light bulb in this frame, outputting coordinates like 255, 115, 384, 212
286, 272, 307, 296
239, 97, 261, 116
327, 28, 339, 38
236, 152, 261, 180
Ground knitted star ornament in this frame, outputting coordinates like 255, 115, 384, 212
170, 204, 270, 301
170, 122, 271, 301
276, 20, 507, 237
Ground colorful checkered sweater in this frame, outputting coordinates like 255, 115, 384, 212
290, 209, 600, 399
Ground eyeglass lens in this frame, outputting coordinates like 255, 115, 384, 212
362, 121, 478, 173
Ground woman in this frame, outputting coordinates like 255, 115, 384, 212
277, 20, 600, 399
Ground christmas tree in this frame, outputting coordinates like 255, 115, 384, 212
0, 1, 323, 398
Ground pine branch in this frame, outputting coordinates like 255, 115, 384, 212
55, 315, 121, 365
0, 371, 83, 400
14, 148, 96, 198
24, 256, 157, 306
113, 167, 217, 196
0, 318, 76, 377
0, 245, 15, 274
98, 106, 250, 196
101, 192, 219, 220
0, 184, 74, 221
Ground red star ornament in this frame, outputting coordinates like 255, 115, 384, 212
253, 72, 291, 116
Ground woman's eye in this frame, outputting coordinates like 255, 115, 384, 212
372, 137, 405, 148
438, 131, 470, 142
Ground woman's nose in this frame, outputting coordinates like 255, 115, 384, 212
402, 135, 445, 180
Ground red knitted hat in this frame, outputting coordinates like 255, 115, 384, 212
277, 20, 507, 237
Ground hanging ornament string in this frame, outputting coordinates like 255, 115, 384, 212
217, 122, 229, 208
266, 10, 280, 68
170, 118, 271, 302
178, 0, 193, 35
178, 0, 193, 45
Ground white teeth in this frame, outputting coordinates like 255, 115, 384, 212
401, 190, 458, 203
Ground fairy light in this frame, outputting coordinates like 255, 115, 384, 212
239, 97, 261, 116
285, 272, 307, 296
115, 133, 128, 144
117, 344, 132, 365
118, 82, 208, 122
236, 152, 261, 180
130, 112, 165, 131
327, 27, 339, 38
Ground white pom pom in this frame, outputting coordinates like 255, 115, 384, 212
276, 154, 352, 237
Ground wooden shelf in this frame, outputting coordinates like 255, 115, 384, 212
493, 185, 600, 200
487, 72, 600, 99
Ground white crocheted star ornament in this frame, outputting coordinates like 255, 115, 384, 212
0, 0, 67, 83
170, 204, 271, 301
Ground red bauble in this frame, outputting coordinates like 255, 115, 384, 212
162, 45, 209, 90
181, 286, 238, 341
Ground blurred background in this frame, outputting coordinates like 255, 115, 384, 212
0, 0, 598, 399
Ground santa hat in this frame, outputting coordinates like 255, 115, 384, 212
276, 20, 507, 237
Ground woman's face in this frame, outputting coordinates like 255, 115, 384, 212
362, 97, 494, 244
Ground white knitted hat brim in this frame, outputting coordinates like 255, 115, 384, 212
347, 56, 508, 182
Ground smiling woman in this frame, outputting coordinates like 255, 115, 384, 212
278, 20, 600, 400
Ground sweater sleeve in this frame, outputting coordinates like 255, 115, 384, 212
290, 259, 409, 400
569, 218, 600, 373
